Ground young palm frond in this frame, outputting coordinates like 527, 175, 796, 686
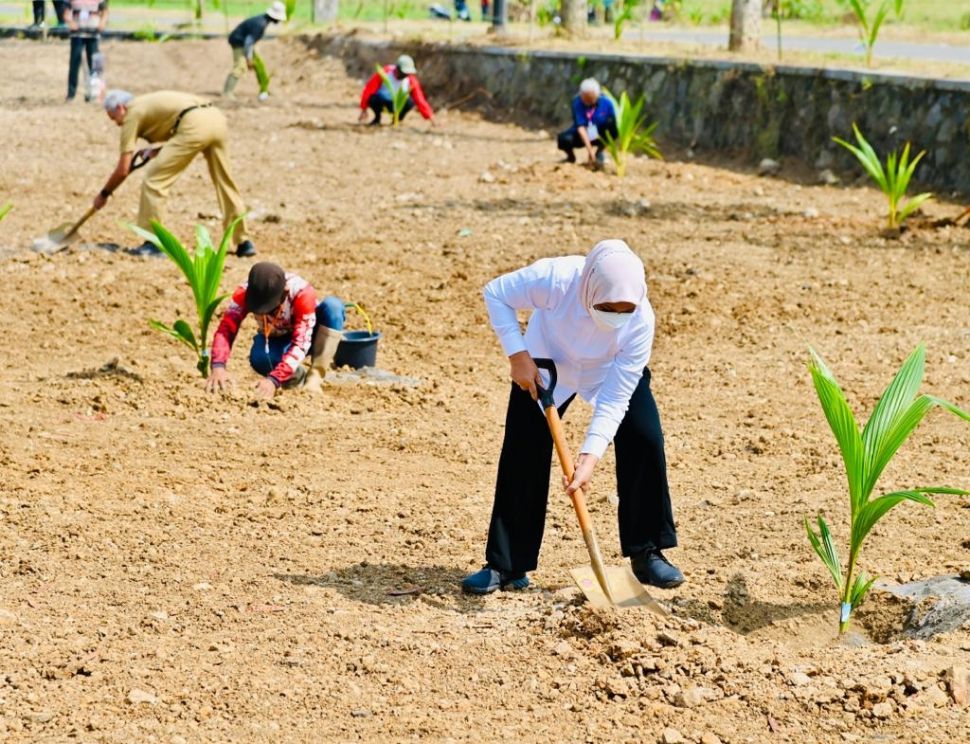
252, 53, 272, 96
602, 89, 662, 178
376, 65, 412, 127
806, 345, 969, 634
0, 202, 11, 224
613, 0, 643, 41
848, 0, 905, 67
833, 124, 932, 230
131, 219, 241, 378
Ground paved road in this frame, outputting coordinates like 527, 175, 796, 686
623, 28, 970, 65
2, 4, 968, 66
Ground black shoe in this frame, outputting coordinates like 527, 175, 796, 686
562, 151, 576, 164
461, 566, 530, 595
368, 117, 381, 127
127, 241, 163, 258
631, 549, 685, 589
235, 240, 256, 257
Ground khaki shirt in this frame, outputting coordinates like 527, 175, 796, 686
119, 91, 208, 154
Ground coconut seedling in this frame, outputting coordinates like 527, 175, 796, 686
602, 89, 662, 177
132, 219, 240, 378
0, 202, 11, 224
375, 64, 411, 127
805, 344, 969, 635
252, 52, 272, 99
613, 0, 644, 40
847, 0, 904, 67
833, 123, 931, 231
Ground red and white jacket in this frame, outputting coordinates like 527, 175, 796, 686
359, 65, 434, 120
211, 273, 318, 387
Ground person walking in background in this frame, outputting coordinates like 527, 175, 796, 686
557, 78, 617, 168
95, 90, 254, 257
31, 1, 45, 27
207, 262, 346, 398
462, 240, 684, 595
223, 1, 287, 99
357, 55, 437, 127
65, 0, 107, 101
52, 0, 69, 27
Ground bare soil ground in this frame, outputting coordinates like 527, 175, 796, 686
0, 37, 968, 744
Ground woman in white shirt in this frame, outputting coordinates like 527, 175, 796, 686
462, 240, 683, 594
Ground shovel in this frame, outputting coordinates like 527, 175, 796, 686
535, 358, 666, 614
32, 206, 97, 254
32, 148, 158, 254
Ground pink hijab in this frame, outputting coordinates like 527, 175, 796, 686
578, 239, 647, 311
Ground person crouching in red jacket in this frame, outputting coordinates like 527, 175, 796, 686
357, 54, 437, 128
206, 262, 345, 399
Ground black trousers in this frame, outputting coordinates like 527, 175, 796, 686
367, 92, 414, 123
67, 35, 99, 99
557, 120, 618, 157
485, 369, 677, 574
33, 1, 45, 24
53, 0, 67, 24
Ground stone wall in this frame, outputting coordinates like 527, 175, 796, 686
305, 33, 970, 193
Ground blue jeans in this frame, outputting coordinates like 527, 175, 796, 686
249, 296, 345, 375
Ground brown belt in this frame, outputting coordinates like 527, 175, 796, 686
170, 103, 213, 136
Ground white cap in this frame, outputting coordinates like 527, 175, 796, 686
579, 78, 601, 97
103, 89, 133, 112
396, 54, 417, 75
266, 1, 287, 21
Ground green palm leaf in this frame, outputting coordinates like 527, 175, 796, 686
861, 344, 924, 490
851, 490, 935, 546
808, 348, 865, 510
848, 572, 876, 610
806, 515, 843, 590
149, 319, 198, 351
897, 193, 932, 223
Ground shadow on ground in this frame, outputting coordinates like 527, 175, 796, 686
673, 573, 829, 635
274, 562, 486, 613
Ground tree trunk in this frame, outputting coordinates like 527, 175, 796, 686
729, 0, 762, 52
314, 0, 339, 23
561, 0, 588, 38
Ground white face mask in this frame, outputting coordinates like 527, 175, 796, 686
589, 306, 633, 331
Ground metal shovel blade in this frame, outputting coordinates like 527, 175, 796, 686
33, 207, 96, 255
32, 222, 80, 254
570, 565, 668, 615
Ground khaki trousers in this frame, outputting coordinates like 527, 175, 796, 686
138, 106, 247, 243
231, 47, 249, 77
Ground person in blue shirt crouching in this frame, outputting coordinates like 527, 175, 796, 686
557, 78, 617, 169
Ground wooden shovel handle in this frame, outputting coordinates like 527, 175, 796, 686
544, 404, 615, 603
545, 406, 593, 529
66, 206, 97, 238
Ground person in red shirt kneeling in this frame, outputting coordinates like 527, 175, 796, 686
357, 54, 437, 128
206, 262, 345, 399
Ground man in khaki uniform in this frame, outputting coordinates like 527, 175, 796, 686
94, 89, 255, 257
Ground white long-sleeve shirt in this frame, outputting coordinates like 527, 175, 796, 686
483, 256, 655, 458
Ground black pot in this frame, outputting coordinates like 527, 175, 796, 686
334, 330, 381, 369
